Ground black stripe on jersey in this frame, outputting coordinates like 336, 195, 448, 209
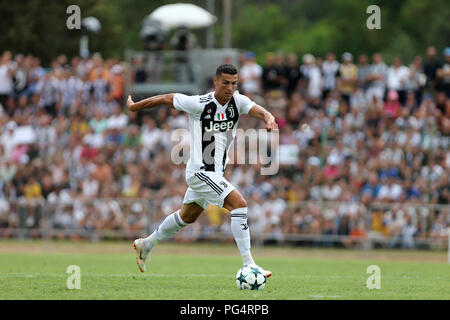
222, 96, 240, 170
194, 172, 223, 195
200, 102, 217, 172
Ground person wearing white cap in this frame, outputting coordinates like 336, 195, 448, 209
301, 54, 322, 106
337, 52, 358, 105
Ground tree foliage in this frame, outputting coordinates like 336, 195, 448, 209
1, 0, 448, 66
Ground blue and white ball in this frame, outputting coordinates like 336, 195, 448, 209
235, 265, 266, 290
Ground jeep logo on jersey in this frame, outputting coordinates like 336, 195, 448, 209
204, 120, 235, 132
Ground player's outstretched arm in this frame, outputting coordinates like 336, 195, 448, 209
126, 94, 175, 112
248, 104, 278, 131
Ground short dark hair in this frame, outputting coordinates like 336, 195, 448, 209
215, 64, 237, 78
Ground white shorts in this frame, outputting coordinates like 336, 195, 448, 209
183, 170, 235, 209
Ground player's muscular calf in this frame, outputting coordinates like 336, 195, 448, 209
179, 202, 204, 224
224, 190, 248, 211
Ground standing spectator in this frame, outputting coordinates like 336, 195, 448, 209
0, 51, 13, 113
436, 47, 450, 98
89, 53, 110, 110
356, 54, 370, 91
132, 55, 147, 84
405, 56, 427, 103
262, 52, 285, 93
109, 63, 124, 105
34, 71, 60, 117
263, 52, 288, 112
239, 51, 263, 98
11, 54, 30, 110
423, 46, 442, 93
27, 57, 45, 99
366, 53, 388, 103
285, 53, 303, 98
321, 52, 340, 100
301, 54, 322, 108
58, 67, 83, 115
274, 51, 288, 91
262, 52, 281, 94
337, 52, 358, 105
387, 56, 410, 105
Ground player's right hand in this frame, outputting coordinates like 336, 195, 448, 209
265, 119, 278, 131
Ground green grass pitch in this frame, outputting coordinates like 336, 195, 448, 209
0, 240, 448, 300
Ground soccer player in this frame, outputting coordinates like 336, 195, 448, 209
127, 64, 277, 277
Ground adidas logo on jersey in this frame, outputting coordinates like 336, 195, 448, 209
200, 94, 213, 103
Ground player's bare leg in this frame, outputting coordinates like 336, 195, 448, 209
224, 190, 272, 278
134, 202, 203, 272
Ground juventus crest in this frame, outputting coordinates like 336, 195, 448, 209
227, 106, 235, 119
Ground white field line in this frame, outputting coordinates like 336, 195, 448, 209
0, 273, 423, 280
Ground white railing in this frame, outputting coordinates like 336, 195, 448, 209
0, 197, 448, 250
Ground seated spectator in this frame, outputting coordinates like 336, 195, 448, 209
383, 90, 402, 119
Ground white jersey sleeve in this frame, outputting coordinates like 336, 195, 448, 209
173, 93, 203, 116
234, 91, 255, 115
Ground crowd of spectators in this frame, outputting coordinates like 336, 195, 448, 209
0, 46, 449, 249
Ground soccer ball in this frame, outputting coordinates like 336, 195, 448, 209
235, 265, 266, 290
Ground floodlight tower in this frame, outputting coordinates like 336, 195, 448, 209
80, 16, 101, 57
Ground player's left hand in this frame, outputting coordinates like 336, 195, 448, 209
126, 95, 135, 110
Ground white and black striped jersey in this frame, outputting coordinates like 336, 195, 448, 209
173, 90, 255, 174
